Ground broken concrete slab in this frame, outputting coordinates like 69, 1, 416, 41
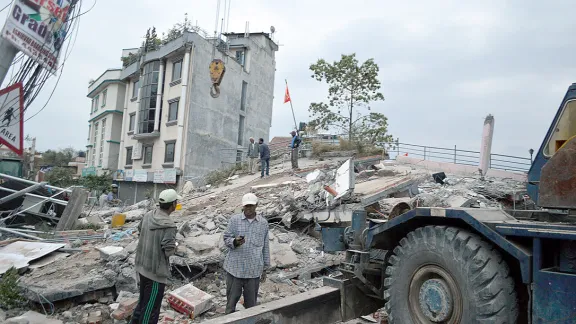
96, 246, 127, 261
19, 250, 116, 303
56, 187, 89, 231
185, 233, 221, 253
270, 242, 299, 268
250, 181, 298, 192
111, 297, 139, 320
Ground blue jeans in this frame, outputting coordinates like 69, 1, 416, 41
261, 158, 270, 177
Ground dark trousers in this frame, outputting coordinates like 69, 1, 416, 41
225, 272, 260, 314
130, 274, 166, 324
260, 158, 270, 177
291, 148, 299, 169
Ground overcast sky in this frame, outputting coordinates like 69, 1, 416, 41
2, 0, 575, 159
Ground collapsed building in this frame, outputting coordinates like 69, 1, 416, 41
0, 155, 530, 323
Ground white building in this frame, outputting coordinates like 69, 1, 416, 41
86, 28, 278, 203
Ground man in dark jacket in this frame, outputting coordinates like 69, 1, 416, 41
131, 189, 181, 324
290, 131, 301, 169
258, 138, 270, 178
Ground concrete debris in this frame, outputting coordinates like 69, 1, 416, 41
2, 155, 530, 323
4, 311, 63, 324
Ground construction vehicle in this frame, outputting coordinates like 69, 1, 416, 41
317, 83, 576, 323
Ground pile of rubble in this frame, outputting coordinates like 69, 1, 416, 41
0, 158, 530, 323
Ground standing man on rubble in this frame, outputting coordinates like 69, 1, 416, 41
131, 189, 181, 324
223, 193, 270, 314
246, 137, 260, 175
290, 130, 301, 170
259, 138, 270, 178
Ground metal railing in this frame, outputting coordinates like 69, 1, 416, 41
388, 142, 532, 173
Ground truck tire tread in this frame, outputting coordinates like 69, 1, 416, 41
383, 225, 518, 324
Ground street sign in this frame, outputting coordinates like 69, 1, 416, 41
0, 83, 24, 156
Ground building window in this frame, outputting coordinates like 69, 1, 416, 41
240, 81, 247, 111
91, 99, 95, 113
172, 60, 182, 81
235, 50, 245, 66
93, 122, 98, 166
128, 113, 135, 132
168, 101, 178, 121
99, 118, 106, 166
87, 125, 91, 141
237, 115, 245, 146
138, 61, 160, 134
164, 142, 175, 163
94, 95, 99, 111
102, 89, 107, 107
125, 147, 133, 165
132, 79, 139, 99
143, 145, 153, 164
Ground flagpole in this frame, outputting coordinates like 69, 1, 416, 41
285, 79, 299, 134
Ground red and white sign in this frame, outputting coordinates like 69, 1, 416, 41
0, 83, 24, 156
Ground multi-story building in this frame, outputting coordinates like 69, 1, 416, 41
86, 29, 278, 203
86, 69, 125, 174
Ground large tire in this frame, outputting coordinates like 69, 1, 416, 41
383, 226, 518, 323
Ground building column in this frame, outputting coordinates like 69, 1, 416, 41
118, 81, 130, 168
174, 46, 192, 169
154, 61, 164, 132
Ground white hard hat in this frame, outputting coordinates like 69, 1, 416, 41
159, 189, 182, 203
242, 193, 259, 206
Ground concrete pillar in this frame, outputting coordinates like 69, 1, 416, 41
154, 61, 164, 132
479, 114, 495, 176
55, 187, 89, 231
174, 47, 192, 169
118, 81, 130, 168
0, 38, 18, 86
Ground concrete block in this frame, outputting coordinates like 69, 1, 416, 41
97, 246, 126, 261
167, 283, 214, 318
270, 242, 299, 268
184, 233, 221, 253
111, 297, 139, 320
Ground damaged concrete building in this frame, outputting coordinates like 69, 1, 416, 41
86, 28, 279, 203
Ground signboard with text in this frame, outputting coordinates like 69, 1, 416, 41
1, 0, 75, 75
133, 169, 147, 182
0, 83, 23, 156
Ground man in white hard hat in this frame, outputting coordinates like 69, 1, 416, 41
131, 189, 182, 324
223, 193, 270, 314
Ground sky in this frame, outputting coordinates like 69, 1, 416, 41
2, 0, 576, 159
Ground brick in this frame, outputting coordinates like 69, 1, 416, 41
119, 297, 139, 310
111, 297, 139, 320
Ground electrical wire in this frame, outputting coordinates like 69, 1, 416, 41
0, 2, 10, 13
0, 0, 89, 125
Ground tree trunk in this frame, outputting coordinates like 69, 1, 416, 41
349, 94, 354, 141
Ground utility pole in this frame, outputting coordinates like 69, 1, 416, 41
0, 37, 18, 87
29, 137, 36, 179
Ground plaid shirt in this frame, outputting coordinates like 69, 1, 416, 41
223, 213, 270, 279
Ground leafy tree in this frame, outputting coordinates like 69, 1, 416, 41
162, 13, 192, 45
41, 147, 77, 166
309, 54, 386, 141
80, 173, 112, 193
44, 167, 77, 188
353, 112, 394, 145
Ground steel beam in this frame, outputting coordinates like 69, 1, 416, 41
0, 172, 72, 193
0, 186, 68, 205
0, 182, 46, 205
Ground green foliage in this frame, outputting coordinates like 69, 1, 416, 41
309, 53, 387, 141
45, 167, 76, 188
41, 147, 76, 166
79, 173, 112, 192
121, 53, 140, 67
162, 14, 192, 45
74, 222, 102, 231
353, 112, 394, 145
0, 267, 26, 309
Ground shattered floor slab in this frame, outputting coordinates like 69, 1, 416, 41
0, 241, 65, 274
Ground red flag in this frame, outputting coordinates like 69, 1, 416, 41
284, 85, 291, 103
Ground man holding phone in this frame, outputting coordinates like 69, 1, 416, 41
223, 193, 270, 314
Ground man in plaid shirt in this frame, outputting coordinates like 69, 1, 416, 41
223, 193, 270, 314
